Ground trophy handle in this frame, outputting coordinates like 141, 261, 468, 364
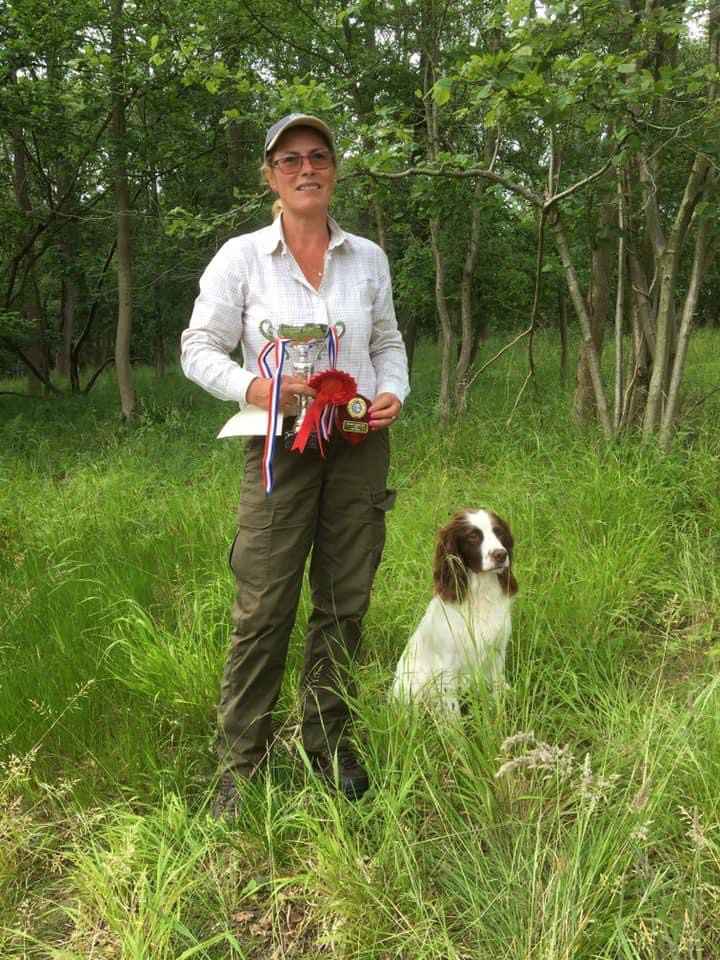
260, 319, 276, 341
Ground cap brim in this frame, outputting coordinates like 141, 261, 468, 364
265, 115, 334, 154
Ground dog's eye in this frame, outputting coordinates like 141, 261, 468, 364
467, 530, 481, 542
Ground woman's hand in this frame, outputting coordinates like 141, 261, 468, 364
246, 376, 316, 415
368, 392, 402, 430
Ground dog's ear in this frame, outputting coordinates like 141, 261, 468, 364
433, 520, 469, 603
499, 568, 518, 597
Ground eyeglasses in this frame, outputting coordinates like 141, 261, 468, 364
270, 149, 334, 174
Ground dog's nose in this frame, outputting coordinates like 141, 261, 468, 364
490, 548, 507, 565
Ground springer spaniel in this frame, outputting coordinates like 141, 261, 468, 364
392, 509, 517, 713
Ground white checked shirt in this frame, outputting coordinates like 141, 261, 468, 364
181, 216, 410, 408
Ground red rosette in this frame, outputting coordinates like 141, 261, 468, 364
308, 369, 357, 405
291, 369, 358, 455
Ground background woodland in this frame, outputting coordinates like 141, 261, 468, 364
2, 0, 719, 448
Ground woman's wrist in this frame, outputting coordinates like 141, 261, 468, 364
245, 378, 267, 408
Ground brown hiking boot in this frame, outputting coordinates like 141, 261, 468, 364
307, 744, 370, 800
212, 772, 244, 820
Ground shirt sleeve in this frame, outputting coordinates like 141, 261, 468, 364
368, 249, 411, 404
180, 241, 256, 406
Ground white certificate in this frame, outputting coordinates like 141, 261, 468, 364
217, 405, 283, 438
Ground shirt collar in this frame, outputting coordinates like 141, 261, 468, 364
260, 214, 348, 255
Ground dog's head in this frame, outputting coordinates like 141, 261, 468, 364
433, 508, 518, 603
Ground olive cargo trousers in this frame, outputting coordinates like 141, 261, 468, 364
217, 427, 395, 776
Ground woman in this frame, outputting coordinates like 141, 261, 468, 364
181, 114, 409, 816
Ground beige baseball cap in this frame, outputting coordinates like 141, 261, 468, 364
264, 114, 335, 154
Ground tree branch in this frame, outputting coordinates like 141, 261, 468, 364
464, 326, 532, 392
363, 148, 623, 212
0, 338, 60, 394
83, 357, 115, 394
543, 153, 618, 211
363, 165, 541, 206
238, 0, 344, 72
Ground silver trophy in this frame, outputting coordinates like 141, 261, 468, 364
260, 319, 345, 446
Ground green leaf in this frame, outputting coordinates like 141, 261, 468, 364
507, 0, 530, 23
584, 114, 603, 134
432, 76, 453, 106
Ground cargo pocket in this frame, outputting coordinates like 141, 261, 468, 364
229, 500, 274, 590
366, 487, 397, 583
371, 488, 397, 514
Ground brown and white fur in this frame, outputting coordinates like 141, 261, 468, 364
392, 509, 518, 713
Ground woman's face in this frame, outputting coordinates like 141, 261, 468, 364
264, 127, 336, 219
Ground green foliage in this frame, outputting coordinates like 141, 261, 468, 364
0, 309, 32, 345
266, 78, 339, 118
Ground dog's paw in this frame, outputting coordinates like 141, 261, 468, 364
440, 696, 462, 715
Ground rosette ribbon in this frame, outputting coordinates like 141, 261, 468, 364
291, 369, 358, 457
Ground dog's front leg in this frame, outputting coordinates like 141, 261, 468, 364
486, 636, 508, 693
436, 675, 463, 716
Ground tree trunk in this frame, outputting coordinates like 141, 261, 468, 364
9, 72, 49, 395
55, 161, 82, 379
660, 196, 720, 450
398, 307, 417, 377
613, 176, 627, 431
430, 218, 453, 422
21, 285, 47, 396
154, 329, 166, 378
550, 209, 612, 437
57, 226, 80, 380
642, 152, 711, 438
147, 172, 166, 379
57, 272, 76, 379
371, 195, 387, 252
558, 288, 568, 383
111, 0, 135, 420
455, 180, 484, 416
573, 197, 615, 421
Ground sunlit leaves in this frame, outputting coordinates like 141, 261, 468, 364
426, 0, 719, 149
266, 78, 338, 121
432, 76, 453, 106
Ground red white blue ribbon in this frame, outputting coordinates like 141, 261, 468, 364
326, 325, 340, 367
317, 326, 341, 446
258, 337, 289, 494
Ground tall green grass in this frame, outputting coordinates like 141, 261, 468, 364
2, 331, 720, 958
